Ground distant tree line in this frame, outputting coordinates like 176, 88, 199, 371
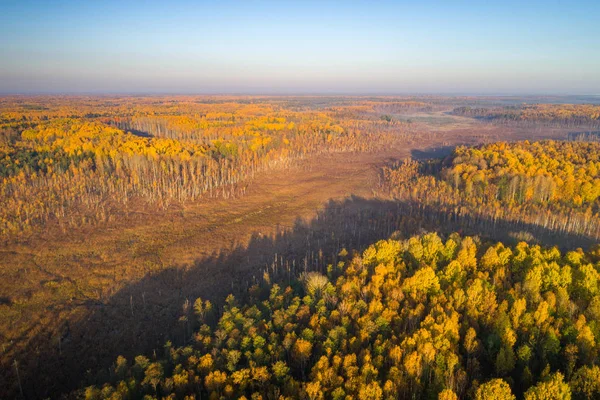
452, 104, 600, 128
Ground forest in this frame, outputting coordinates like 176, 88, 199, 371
382, 141, 600, 243
82, 232, 600, 399
2, 96, 600, 399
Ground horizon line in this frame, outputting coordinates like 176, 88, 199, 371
1, 91, 599, 98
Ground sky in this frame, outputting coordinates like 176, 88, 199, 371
1, 0, 599, 95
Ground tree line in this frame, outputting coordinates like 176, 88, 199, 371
382, 140, 600, 241
452, 104, 600, 128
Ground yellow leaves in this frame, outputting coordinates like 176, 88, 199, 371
439, 389, 459, 400
402, 267, 440, 300
197, 354, 214, 373
231, 368, 251, 386
172, 370, 189, 388
575, 314, 596, 354
404, 351, 422, 378
574, 263, 600, 300
446, 140, 600, 207
466, 279, 497, 322
389, 345, 403, 365
475, 378, 516, 400
362, 239, 402, 268
368, 299, 384, 315
518, 104, 600, 123
19, 120, 207, 163
421, 342, 436, 364
357, 381, 383, 400
464, 327, 480, 354
510, 298, 527, 329
246, 116, 288, 132
248, 135, 272, 152
305, 381, 323, 400
571, 365, 600, 398
523, 372, 571, 400
204, 370, 227, 392
501, 326, 517, 348
533, 301, 550, 326
251, 366, 270, 384
456, 237, 477, 271
481, 246, 502, 272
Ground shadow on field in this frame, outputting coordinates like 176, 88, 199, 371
566, 130, 600, 142
411, 145, 455, 160
3, 196, 598, 398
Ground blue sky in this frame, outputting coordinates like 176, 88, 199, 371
1, 0, 599, 94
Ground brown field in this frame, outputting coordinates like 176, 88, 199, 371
0, 108, 580, 397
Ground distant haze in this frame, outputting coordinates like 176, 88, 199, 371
1, 0, 599, 95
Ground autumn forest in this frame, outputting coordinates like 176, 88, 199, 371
1, 95, 600, 400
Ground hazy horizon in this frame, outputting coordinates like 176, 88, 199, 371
1, 91, 600, 97
2, 0, 599, 95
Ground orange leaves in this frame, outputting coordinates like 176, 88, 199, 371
292, 338, 313, 363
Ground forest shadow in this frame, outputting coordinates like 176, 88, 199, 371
126, 128, 154, 138
411, 145, 455, 160
566, 130, 600, 141
3, 196, 599, 398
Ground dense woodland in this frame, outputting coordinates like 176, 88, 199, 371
382, 141, 600, 242
0, 97, 412, 239
82, 232, 600, 399
452, 104, 600, 128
